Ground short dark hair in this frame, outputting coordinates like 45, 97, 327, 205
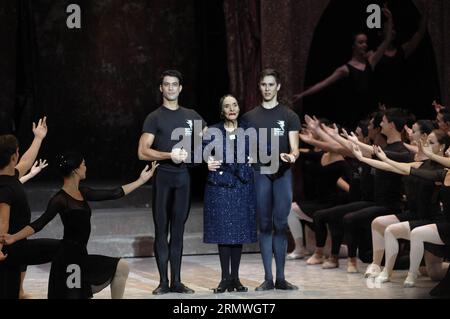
56, 151, 84, 177
0, 135, 19, 169
384, 108, 408, 132
259, 68, 281, 84
160, 70, 183, 85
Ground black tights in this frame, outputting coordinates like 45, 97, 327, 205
0, 238, 60, 299
218, 244, 243, 280
152, 169, 191, 284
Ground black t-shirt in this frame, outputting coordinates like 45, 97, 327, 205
241, 104, 301, 171
374, 141, 413, 208
347, 159, 375, 202
0, 169, 31, 236
142, 106, 206, 171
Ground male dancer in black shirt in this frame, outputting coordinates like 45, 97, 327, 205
242, 69, 301, 291
138, 70, 206, 295
0, 118, 60, 298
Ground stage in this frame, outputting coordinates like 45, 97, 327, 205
23, 254, 434, 299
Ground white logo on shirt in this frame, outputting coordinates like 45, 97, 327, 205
185, 120, 193, 137
274, 120, 285, 136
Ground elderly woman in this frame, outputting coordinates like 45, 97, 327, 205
203, 94, 257, 294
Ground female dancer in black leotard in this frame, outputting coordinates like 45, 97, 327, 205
1, 152, 158, 299
385, 141, 450, 288
293, 8, 393, 128
363, 120, 436, 278
374, 0, 429, 109
351, 128, 450, 283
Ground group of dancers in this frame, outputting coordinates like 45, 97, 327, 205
1, 1, 448, 298
288, 107, 450, 298
0, 68, 300, 299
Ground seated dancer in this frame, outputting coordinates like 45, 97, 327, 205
203, 94, 257, 293
0, 117, 61, 299
18, 159, 49, 299
289, 116, 352, 263
299, 117, 374, 268
326, 108, 412, 272
384, 141, 450, 288
1, 152, 158, 299
361, 120, 440, 279
351, 129, 450, 283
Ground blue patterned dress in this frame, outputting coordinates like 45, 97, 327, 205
203, 121, 257, 244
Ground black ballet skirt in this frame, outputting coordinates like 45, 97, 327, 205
29, 187, 125, 299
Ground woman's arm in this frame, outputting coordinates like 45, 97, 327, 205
1, 194, 64, 245
342, 129, 375, 157
402, 0, 429, 58
403, 143, 418, 155
19, 159, 48, 184
122, 162, 159, 195
15, 117, 48, 178
351, 144, 403, 174
292, 66, 348, 102
420, 141, 450, 168
373, 145, 422, 175
368, 7, 394, 68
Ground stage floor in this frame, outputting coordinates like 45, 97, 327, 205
23, 253, 434, 299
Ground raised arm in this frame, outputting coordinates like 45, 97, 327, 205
420, 141, 450, 168
351, 144, 402, 174
368, 7, 394, 68
315, 122, 353, 156
121, 162, 158, 195
323, 124, 357, 154
19, 159, 48, 184
373, 145, 422, 175
82, 162, 158, 202
342, 129, 375, 157
402, 0, 429, 58
15, 117, 48, 178
292, 66, 349, 102
403, 143, 419, 155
